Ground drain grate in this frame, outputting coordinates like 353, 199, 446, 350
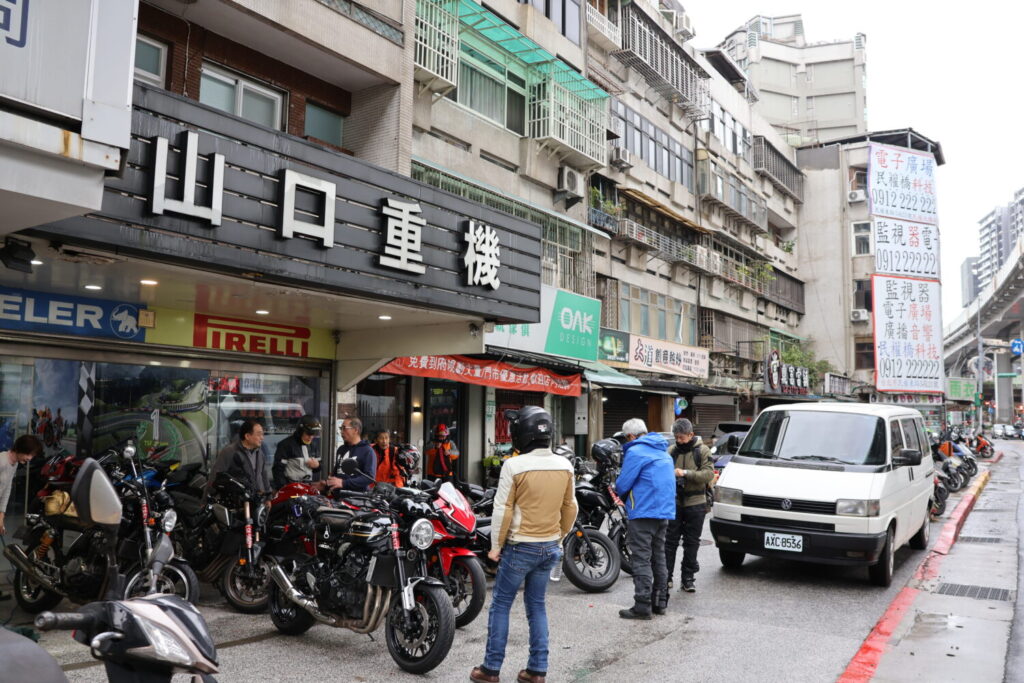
935, 583, 1014, 602
958, 536, 1003, 544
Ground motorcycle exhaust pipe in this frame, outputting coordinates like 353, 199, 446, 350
3, 544, 65, 596
267, 562, 336, 626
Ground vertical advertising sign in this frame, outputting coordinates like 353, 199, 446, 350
867, 144, 939, 226
872, 275, 944, 393
873, 218, 940, 279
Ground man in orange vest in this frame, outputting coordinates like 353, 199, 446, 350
426, 423, 460, 480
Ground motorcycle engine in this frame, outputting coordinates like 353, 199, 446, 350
315, 545, 371, 618
64, 553, 103, 596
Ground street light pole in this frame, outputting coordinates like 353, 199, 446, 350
976, 303, 984, 433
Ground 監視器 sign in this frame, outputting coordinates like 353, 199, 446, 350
872, 274, 944, 393
868, 143, 938, 226
873, 217, 940, 280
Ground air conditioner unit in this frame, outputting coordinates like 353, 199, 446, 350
610, 146, 633, 170
557, 166, 583, 199
850, 308, 870, 322
675, 12, 695, 41
848, 190, 867, 203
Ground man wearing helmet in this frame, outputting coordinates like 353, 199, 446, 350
471, 407, 577, 683
271, 415, 322, 489
426, 423, 460, 480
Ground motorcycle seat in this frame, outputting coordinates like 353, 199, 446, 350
317, 507, 355, 532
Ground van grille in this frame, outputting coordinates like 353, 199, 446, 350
742, 515, 835, 532
742, 494, 836, 515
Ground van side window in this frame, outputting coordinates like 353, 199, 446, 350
915, 419, 929, 454
900, 418, 920, 454
889, 420, 905, 461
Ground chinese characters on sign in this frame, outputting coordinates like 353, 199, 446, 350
873, 217, 940, 279
627, 335, 709, 379
464, 221, 501, 290
1, 0, 29, 47
871, 275, 944, 393
379, 355, 581, 396
867, 143, 938, 226
379, 198, 426, 274
763, 349, 810, 395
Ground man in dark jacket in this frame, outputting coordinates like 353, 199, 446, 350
665, 418, 715, 593
223, 419, 271, 498
272, 415, 322, 488
331, 417, 376, 492
615, 418, 675, 620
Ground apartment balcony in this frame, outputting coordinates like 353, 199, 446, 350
528, 63, 609, 168
752, 136, 804, 203
613, 5, 710, 120
586, 3, 621, 51
414, 0, 459, 93
588, 206, 620, 232
697, 159, 768, 233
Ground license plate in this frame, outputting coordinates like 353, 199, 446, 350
764, 532, 803, 552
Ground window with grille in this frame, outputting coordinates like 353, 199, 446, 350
853, 222, 872, 255
447, 36, 529, 135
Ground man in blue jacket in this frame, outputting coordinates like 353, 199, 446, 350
615, 418, 675, 620
330, 417, 377, 492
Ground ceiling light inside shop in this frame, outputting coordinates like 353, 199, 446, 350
255, 309, 270, 315
84, 285, 102, 291
378, 315, 392, 321
150, 361, 162, 366
30, 260, 43, 266
140, 279, 158, 286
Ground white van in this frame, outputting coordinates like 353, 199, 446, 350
710, 403, 933, 586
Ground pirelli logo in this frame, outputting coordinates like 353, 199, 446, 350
193, 314, 311, 357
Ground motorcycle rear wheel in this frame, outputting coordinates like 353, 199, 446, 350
268, 582, 316, 635
13, 569, 63, 613
563, 528, 621, 593
443, 556, 485, 628
963, 458, 978, 477
931, 495, 946, 517
609, 524, 632, 576
385, 583, 455, 674
945, 470, 964, 492
220, 559, 271, 614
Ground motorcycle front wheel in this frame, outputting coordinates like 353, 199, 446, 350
440, 556, 485, 628
385, 583, 455, 674
124, 559, 199, 604
221, 558, 271, 614
609, 523, 633, 576
563, 528, 621, 593
963, 457, 978, 477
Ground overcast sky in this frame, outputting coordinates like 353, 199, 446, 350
684, 0, 1024, 328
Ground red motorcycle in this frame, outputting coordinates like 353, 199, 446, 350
422, 480, 484, 628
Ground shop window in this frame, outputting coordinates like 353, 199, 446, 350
200, 64, 285, 130
426, 379, 463, 471
304, 102, 345, 147
855, 340, 874, 370
494, 389, 545, 447
356, 374, 408, 443
853, 221, 872, 255
135, 35, 167, 88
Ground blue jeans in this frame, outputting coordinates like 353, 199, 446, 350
483, 540, 562, 673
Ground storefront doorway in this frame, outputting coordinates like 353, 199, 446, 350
425, 379, 465, 479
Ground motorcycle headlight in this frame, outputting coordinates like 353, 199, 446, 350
134, 615, 195, 667
409, 518, 434, 550
836, 499, 880, 517
714, 486, 742, 505
161, 509, 178, 533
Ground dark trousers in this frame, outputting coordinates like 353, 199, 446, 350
627, 518, 668, 609
665, 503, 706, 582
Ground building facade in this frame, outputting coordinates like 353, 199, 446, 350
719, 14, 867, 147
961, 257, 980, 307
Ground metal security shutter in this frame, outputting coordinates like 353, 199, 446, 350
692, 402, 738, 440
602, 389, 648, 438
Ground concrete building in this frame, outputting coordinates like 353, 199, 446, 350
976, 189, 1024, 290
961, 257, 980, 306
719, 14, 867, 147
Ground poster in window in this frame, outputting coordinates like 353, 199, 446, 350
873, 217, 940, 280
871, 274, 944, 393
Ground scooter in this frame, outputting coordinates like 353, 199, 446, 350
34, 458, 219, 682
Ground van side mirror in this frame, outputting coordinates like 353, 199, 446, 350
70, 458, 121, 534
892, 448, 922, 467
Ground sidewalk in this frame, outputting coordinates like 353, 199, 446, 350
840, 447, 1019, 682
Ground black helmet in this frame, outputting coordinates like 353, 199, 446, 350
505, 406, 552, 454
297, 415, 322, 436
590, 438, 622, 468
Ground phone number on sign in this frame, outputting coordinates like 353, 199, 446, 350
876, 248, 939, 277
879, 358, 942, 380
871, 190, 937, 216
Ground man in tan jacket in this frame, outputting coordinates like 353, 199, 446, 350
471, 407, 577, 683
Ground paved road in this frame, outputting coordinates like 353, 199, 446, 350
17, 483, 971, 682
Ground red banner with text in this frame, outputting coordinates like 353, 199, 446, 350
380, 355, 581, 396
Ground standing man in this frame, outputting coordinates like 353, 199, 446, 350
471, 407, 576, 683
222, 419, 271, 498
665, 418, 715, 592
425, 423, 459, 480
331, 417, 376, 492
272, 415, 322, 488
615, 418, 675, 620
1, 434, 42, 601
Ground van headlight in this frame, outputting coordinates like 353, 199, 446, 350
714, 487, 742, 505
836, 499, 880, 517
409, 519, 435, 550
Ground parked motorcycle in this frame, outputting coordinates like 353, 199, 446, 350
573, 438, 631, 575
34, 457, 219, 682
263, 460, 455, 674
930, 474, 948, 517
4, 442, 199, 613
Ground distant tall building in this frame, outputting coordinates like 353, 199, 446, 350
961, 257, 980, 306
719, 14, 867, 147
977, 206, 1013, 288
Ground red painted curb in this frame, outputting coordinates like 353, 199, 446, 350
993, 452, 1004, 464
836, 588, 920, 682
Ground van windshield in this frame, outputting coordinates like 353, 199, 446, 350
738, 410, 887, 466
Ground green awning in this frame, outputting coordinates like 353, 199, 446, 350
458, 0, 609, 101
581, 360, 642, 387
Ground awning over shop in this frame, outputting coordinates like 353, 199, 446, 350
380, 355, 581, 396
581, 360, 642, 387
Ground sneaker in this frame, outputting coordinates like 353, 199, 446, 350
681, 580, 696, 593
618, 607, 653, 620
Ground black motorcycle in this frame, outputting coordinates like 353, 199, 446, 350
4, 443, 199, 613
263, 459, 456, 674
573, 438, 632, 575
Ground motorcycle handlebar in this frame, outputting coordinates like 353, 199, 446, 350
35, 611, 98, 632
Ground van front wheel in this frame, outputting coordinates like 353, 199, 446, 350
868, 527, 895, 587
719, 549, 745, 569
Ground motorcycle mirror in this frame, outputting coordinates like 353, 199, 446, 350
340, 458, 358, 476
70, 458, 122, 534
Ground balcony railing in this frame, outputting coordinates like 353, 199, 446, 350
753, 136, 804, 203
529, 65, 608, 168
614, 5, 710, 120
697, 159, 768, 233
586, 3, 621, 50
414, 0, 459, 93
588, 206, 620, 232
